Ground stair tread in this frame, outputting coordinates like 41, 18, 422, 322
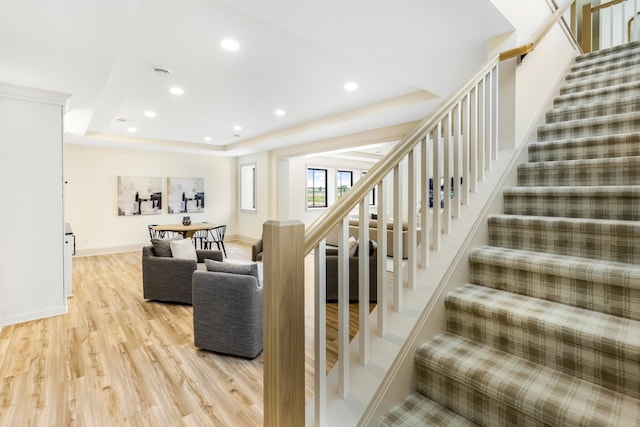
539, 110, 640, 131
469, 246, 640, 290
489, 213, 640, 229
568, 56, 640, 81
561, 67, 640, 94
574, 42, 640, 66
505, 185, 640, 194
546, 95, 640, 123
528, 131, 640, 161
378, 393, 478, 427
553, 80, 640, 106
415, 333, 640, 426
520, 155, 640, 169
446, 284, 640, 361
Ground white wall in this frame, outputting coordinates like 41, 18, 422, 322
64, 144, 236, 255
0, 84, 68, 326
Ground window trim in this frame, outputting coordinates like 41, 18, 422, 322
336, 169, 353, 199
240, 163, 256, 213
307, 167, 328, 209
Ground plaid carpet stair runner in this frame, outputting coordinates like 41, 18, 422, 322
503, 186, 640, 220
517, 156, 640, 186
469, 246, 640, 322
527, 132, 640, 162
379, 42, 640, 425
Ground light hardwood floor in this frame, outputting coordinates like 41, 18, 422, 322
0, 241, 371, 426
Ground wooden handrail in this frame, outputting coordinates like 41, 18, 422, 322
500, 0, 576, 60
304, 0, 579, 255
303, 55, 499, 254
593, 0, 625, 13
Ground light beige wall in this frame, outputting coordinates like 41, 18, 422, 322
64, 144, 236, 255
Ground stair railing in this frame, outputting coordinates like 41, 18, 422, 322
304, 57, 501, 425
261, 1, 592, 426
582, 0, 640, 52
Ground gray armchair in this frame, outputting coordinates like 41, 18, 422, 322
251, 238, 263, 262
142, 246, 223, 304
326, 245, 378, 302
192, 270, 263, 358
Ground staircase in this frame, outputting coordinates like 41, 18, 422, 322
379, 42, 640, 426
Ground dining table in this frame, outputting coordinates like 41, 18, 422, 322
152, 222, 216, 239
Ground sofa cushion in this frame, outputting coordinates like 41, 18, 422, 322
353, 239, 378, 256
170, 237, 197, 261
151, 235, 183, 257
348, 236, 358, 256
204, 259, 260, 283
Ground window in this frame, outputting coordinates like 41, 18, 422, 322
307, 168, 327, 208
240, 163, 256, 211
336, 170, 353, 199
362, 171, 376, 206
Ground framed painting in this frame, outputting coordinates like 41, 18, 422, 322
117, 176, 162, 216
167, 177, 205, 214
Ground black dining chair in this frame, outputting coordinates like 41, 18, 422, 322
148, 224, 165, 240
205, 225, 227, 258
193, 229, 209, 249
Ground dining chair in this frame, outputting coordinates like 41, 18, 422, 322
205, 225, 227, 258
148, 224, 164, 240
193, 222, 210, 249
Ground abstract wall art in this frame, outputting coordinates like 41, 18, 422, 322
167, 177, 205, 213
117, 176, 163, 216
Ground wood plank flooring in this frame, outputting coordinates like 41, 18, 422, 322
0, 241, 371, 426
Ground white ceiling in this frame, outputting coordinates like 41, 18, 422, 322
0, 0, 513, 158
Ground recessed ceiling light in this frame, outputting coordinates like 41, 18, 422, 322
233, 125, 242, 132
204, 136, 212, 142
144, 111, 156, 118
275, 109, 286, 117
169, 86, 184, 96
344, 82, 358, 91
127, 127, 137, 133
221, 39, 240, 52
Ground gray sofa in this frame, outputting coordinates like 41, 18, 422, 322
142, 245, 223, 304
192, 269, 263, 358
326, 245, 377, 303
325, 218, 421, 259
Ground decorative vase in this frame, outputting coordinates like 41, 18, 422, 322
182, 216, 191, 226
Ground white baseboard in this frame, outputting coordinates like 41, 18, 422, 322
75, 243, 146, 257
1, 304, 68, 327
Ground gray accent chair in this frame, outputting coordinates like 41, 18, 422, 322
251, 238, 263, 262
142, 246, 223, 304
192, 270, 263, 358
325, 245, 378, 302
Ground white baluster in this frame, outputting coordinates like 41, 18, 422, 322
478, 76, 486, 181
359, 200, 369, 365
443, 112, 452, 235
432, 124, 442, 250
393, 164, 403, 311
452, 101, 461, 220
407, 148, 417, 289
462, 93, 470, 205
338, 218, 349, 397
420, 136, 430, 269
492, 65, 499, 161
377, 178, 387, 337
485, 70, 493, 170
314, 239, 326, 427
470, 85, 478, 193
